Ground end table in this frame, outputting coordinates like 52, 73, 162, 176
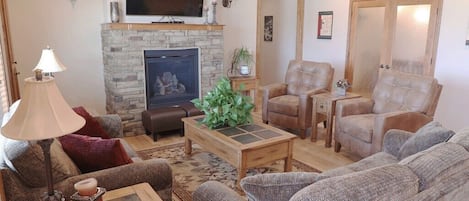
311, 92, 361, 147
230, 76, 258, 111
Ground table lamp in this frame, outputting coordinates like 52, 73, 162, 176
33, 46, 67, 76
1, 52, 85, 200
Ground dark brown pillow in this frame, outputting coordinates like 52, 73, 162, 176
72, 106, 111, 139
58, 134, 132, 173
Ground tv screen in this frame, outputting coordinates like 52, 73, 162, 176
126, 0, 204, 17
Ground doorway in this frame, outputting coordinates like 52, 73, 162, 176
345, 0, 442, 97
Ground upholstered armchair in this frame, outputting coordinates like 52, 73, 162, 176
334, 70, 442, 157
262, 60, 334, 139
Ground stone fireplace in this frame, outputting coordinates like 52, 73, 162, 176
101, 23, 224, 135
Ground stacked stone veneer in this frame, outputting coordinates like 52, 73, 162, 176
101, 23, 224, 136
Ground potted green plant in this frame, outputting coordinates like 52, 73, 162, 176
191, 77, 254, 129
230, 47, 254, 76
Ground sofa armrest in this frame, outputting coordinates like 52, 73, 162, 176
383, 129, 414, 157
193, 181, 244, 201
94, 114, 123, 138
58, 159, 173, 201
240, 172, 325, 201
372, 111, 433, 153
335, 98, 373, 118
262, 83, 287, 122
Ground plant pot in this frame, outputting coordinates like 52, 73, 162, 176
335, 87, 346, 96
239, 65, 250, 76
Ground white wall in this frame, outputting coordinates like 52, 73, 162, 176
219, 0, 258, 77
6, 0, 258, 114
259, 0, 297, 85
433, 0, 469, 131
7, 0, 106, 114
303, 0, 350, 84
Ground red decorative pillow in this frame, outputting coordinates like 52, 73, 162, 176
58, 134, 133, 173
73, 106, 111, 139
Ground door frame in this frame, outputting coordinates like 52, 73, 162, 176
345, 0, 442, 84
0, 0, 20, 103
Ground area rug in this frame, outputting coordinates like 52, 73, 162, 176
137, 143, 320, 201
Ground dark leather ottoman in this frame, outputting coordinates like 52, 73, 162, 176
180, 102, 204, 117
142, 103, 204, 141
142, 106, 186, 141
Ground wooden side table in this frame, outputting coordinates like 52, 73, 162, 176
102, 183, 162, 201
230, 76, 258, 111
311, 92, 361, 147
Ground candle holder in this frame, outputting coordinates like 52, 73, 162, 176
211, 1, 218, 25
70, 188, 106, 201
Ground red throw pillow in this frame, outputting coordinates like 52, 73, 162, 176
73, 106, 111, 139
58, 134, 133, 173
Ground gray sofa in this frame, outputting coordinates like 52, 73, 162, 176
0, 103, 172, 201
193, 121, 469, 201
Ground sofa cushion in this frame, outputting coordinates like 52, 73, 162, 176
407, 167, 469, 201
337, 114, 375, 143
448, 127, 469, 150
58, 134, 132, 173
2, 138, 80, 187
398, 121, 455, 160
290, 164, 419, 201
321, 152, 398, 177
240, 172, 326, 201
399, 142, 469, 191
267, 95, 299, 116
72, 106, 111, 139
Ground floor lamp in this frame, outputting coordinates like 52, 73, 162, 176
1, 51, 84, 200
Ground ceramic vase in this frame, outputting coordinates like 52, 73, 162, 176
110, 2, 120, 23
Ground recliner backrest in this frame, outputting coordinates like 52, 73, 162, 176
285, 60, 333, 96
372, 70, 440, 115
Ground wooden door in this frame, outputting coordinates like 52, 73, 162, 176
346, 0, 442, 97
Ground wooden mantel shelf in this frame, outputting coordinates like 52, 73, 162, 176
102, 23, 224, 31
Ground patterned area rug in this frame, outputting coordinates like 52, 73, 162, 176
137, 143, 320, 201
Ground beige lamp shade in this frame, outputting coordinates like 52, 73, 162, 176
1, 76, 85, 140
33, 48, 67, 73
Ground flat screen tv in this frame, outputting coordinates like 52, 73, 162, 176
126, 0, 204, 17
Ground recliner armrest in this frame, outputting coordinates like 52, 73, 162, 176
335, 98, 373, 118
262, 83, 287, 122
262, 83, 287, 99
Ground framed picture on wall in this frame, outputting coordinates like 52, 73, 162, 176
264, 16, 273, 41
317, 11, 333, 39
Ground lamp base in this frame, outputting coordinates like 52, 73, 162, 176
41, 190, 64, 201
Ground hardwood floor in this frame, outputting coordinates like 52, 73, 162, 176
124, 112, 361, 172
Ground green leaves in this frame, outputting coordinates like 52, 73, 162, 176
191, 77, 254, 129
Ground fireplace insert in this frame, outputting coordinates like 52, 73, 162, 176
144, 48, 199, 109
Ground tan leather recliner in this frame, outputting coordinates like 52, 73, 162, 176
262, 60, 334, 139
334, 70, 442, 157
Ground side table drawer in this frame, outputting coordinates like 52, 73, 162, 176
316, 99, 328, 114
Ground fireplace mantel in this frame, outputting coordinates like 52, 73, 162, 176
102, 23, 224, 31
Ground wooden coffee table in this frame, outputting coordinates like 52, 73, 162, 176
182, 116, 296, 187
102, 183, 162, 201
